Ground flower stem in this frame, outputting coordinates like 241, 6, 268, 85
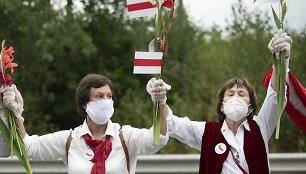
0, 108, 32, 173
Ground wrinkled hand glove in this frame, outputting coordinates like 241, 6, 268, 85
146, 77, 171, 104
268, 29, 292, 59
149, 0, 165, 5
268, 29, 292, 81
0, 85, 24, 122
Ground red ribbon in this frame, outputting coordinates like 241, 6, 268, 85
83, 134, 112, 174
162, 0, 174, 8
158, 39, 163, 52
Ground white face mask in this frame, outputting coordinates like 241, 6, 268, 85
86, 99, 114, 125
223, 97, 251, 122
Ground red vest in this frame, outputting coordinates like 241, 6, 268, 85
199, 120, 269, 174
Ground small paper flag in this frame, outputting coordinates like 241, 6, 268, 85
127, 0, 158, 19
133, 51, 163, 74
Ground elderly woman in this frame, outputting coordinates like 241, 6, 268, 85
146, 29, 292, 174
0, 74, 168, 174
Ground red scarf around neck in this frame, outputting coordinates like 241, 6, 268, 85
83, 134, 112, 174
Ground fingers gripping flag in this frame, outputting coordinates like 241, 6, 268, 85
133, 51, 163, 74
127, 0, 158, 18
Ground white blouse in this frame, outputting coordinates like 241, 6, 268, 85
166, 81, 285, 174
24, 119, 169, 174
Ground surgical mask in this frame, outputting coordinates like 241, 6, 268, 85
86, 99, 114, 125
223, 97, 251, 122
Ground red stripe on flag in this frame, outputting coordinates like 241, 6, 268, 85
128, 2, 157, 12
134, 59, 162, 66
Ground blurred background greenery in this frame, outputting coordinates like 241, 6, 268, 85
0, 0, 305, 153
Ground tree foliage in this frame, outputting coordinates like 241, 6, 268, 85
0, 0, 304, 153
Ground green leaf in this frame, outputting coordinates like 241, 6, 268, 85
155, 6, 163, 39
280, 0, 284, 5
153, 101, 161, 145
272, 54, 278, 75
275, 52, 286, 139
0, 109, 32, 174
271, 6, 281, 29
281, 2, 287, 25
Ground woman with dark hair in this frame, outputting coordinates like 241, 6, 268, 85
0, 74, 169, 174
147, 29, 292, 174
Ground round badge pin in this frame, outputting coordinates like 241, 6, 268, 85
215, 143, 226, 154
84, 149, 94, 161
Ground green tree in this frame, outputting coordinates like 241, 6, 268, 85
0, 0, 58, 134
0, 0, 304, 154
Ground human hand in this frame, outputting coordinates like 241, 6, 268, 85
146, 77, 171, 104
0, 85, 24, 122
268, 29, 292, 59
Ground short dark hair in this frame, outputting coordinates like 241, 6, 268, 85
75, 74, 115, 118
216, 78, 258, 122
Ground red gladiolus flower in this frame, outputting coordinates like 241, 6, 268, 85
0, 44, 18, 86
162, 0, 174, 8
4, 58, 18, 74
3, 47, 14, 58
0, 71, 13, 86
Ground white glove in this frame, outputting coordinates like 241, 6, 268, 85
146, 77, 171, 104
0, 85, 24, 122
149, 0, 165, 6
268, 29, 292, 59
268, 29, 292, 81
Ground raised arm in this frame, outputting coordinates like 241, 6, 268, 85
0, 85, 25, 157
1, 85, 70, 161
146, 77, 171, 136
255, 29, 292, 140
1, 85, 27, 138
268, 29, 292, 91
146, 78, 204, 150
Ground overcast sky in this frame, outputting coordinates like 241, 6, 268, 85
182, 0, 306, 32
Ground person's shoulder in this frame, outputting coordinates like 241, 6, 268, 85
69, 124, 84, 138
71, 124, 82, 132
108, 120, 121, 130
121, 125, 143, 134
205, 121, 219, 127
252, 115, 260, 124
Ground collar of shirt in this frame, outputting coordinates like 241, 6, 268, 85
221, 119, 250, 134
78, 119, 116, 140
221, 119, 250, 151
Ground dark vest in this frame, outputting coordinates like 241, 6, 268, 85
199, 120, 269, 174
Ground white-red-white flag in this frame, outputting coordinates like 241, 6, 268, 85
127, 0, 157, 19
264, 69, 306, 133
133, 51, 163, 74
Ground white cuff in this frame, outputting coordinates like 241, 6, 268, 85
285, 58, 290, 82
15, 114, 24, 123
166, 105, 174, 120
149, 126, 169, 147
159, 131, 169, 146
